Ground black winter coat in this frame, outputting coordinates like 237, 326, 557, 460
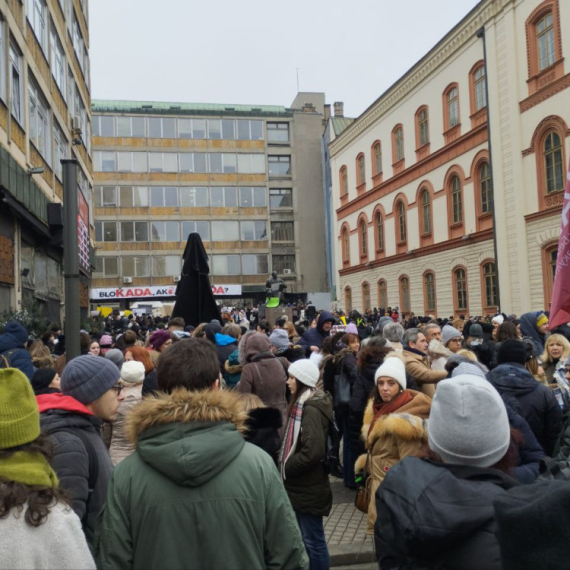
333, 349, 358, 416
142, 368, 159, 396
296, 311, 335, 356
244, 407, 283, 465
375, 457, 519, 570
284, 390, 333, 516
488, 363, 562, 456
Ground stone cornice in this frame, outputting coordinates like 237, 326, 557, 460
329, 0, 512, 158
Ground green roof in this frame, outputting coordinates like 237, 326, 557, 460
331, 117, 355, 136
91, 99, 292, 118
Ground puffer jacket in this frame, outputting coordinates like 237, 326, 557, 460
375, 457, 519, 570
488, 363, 562, 455
94, 389, 308, 570
427, 339, 451, 371
0, 321, 34, 380
283, 390, 333, 517
214, 333, 238, 373
236, 333, 289, 427
109, 384, 143, 465
296, 311, 335, 356
37, 393, 113, 546
224, 348, 242, 388
354, 391, 432, 534
332, 347, 359, 415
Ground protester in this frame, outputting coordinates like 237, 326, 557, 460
147, 329, 173, 362
441, 324, 463, 354
88, 340, 101, 356
124, 345, 158, 395
37, 355, 123, 545
355, 356, 431, 533
0, 368, 95, 570
99, 334, 113, 356
297, 311, 335, 356
280, 359, 332, 570
540, 333, 570, 384
31, 367, 60, 396
94, 339, 308, 570
519, 311, 549, 352
0, 321, 34, 380
423, 323, 442, 343
382, 322, 404, 353
104, 348, 124, 370
214, 323, 240, 377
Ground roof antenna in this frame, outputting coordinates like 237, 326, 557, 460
296, 68, 300, 92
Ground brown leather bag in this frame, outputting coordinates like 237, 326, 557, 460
354, 453, 370, 514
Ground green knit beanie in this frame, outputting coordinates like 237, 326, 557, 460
0, 368, 40, 449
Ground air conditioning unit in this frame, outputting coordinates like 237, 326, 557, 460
283, 269, 292, 275
72, 116, 82, 133
123, 277, 133, 284
173, 276, 181, 283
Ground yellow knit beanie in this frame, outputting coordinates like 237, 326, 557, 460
0, 368, 40, 449
536, 313, 548, 328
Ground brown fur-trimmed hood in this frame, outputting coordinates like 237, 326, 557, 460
126, 388, 248, 444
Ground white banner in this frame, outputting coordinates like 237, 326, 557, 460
90, 284, 242, 301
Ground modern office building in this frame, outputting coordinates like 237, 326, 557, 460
0, 0, 93, 323
330, 0, 569, 317
91, 92, 329, 310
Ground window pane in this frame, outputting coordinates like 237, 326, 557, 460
268, 156, 291, 176
148, 117, 161, 138
237, 154, 251, 173
164, 187, 178, 207
251, 154, 266, 173
162, 118, 176, 138
149, 153, 163, 172
119, 186, 133, 207
102, 186, 117, 207
133, 152, 147, 172
221, 119, 235, 139
105, 258, 119, 277
100, 116, 115, 137
135, 222, 148, 241
150, 187, 163, 207
209, 153, 222, 173
273, 255, 296, 274
237, 120, 250, 140
121, 222, 134, 242
267, 122, 290, 143
134, 187, 148, 207
211, 221, 239, 241
239, 187, 253, 207
194, 153, 207, 173
270, 188, 292, 208
208, 119, 221, 139
192, 119, 206, 139
101, 151, 116, 172
180, 187, 208, 207
225, 187, 238, 207
179, 153, 193, 172
117, 152, 131, 172
223, 153, 237, 173
163, 153, 178, 172
116, 116, 131, 137
250, 120, 264, 140
211, 187, 223, 206
132, 117, 146, 137
178, 119, 192, 139
253, 187, 266, 206
165, 222, 180, 241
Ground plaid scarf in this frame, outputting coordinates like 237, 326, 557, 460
279, 388, 316, 479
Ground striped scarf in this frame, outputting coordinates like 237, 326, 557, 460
279, 388, 316, 479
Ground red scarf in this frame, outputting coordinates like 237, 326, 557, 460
368, 390, 414, 437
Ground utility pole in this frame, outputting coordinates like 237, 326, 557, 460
62, 158, 80, 362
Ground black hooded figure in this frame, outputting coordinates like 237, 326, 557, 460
172, 233, 221, 327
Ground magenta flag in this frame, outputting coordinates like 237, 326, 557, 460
549, 156, 570, 330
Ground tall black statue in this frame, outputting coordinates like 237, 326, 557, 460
172, 233, 221, 327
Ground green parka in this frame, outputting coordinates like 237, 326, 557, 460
94, 389, 309, 570
284, 389, 333, 516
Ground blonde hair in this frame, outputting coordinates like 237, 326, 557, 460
541, 334, 570, 365
29, 341, 54, 369
456, 349, 478, 362
526, 357, 548, 385
239, 393, 266, 413
283, 321, 297, 340
192, 323, 208, 339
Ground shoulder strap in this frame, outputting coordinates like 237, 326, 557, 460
278, 357, 288, 377
0, 348, 18, 367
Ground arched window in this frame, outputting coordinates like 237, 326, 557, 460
447, 87, 459, 128
536, 12, 555, 71
399, 276, 410, 314
378, 279, 388, 309
357, 154, 365, 186
421, 189, 431, 234
424, 272, 436, 314
395, 127, 404, 162
542, 242, 558, 308
544, 131, 564, 193
482, 262, 498, 309
418, 109, 429, 146
474, 66, 487, 111
480, 162, 492, 213
340, 166, 348, 197
342, 226, 350, 264
345, 286, 352, 313
453, 268, 468, 313
360, 218, 368, 257
451, 176, 463, 224
362, 282, 371, 312
397, 201, 407, 242
373, 142, 382, 175
376, 211, 384, 251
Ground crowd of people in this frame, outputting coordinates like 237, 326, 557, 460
1, 305, 570, 569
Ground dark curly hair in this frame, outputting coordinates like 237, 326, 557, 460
0, 434, 70, 528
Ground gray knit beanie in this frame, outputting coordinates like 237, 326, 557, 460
441, 325, 462, 347
451, 361, 487, 379
61, 355, 120, 405
269, 329, 289, 350
104, 348, 124, 370
428, 375, 510, 468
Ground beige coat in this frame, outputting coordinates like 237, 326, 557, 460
354, 390, 432, 534
403, 350, 447, 398
109, 384, 143, 465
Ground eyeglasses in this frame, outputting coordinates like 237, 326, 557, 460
113, 384, 123, 396
450, 338, 463, 344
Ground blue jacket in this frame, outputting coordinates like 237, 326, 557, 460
296, 311, 335, 356
0, 321, 34, 380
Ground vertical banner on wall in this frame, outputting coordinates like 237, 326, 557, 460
78, 190, 90, 275
549, 156, 570, 330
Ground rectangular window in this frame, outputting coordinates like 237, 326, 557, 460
132, 117, 146, 137
267, 122, 290, 143
182, 220, 210, 241
152, 256, 181, 277
194, 153, 207, 173
122, 256, 150, 278
178, 118, 192, 139
148, 117, 162, 138
268, 155, 291, 176
474, 66, 487, 111
238, 154, 265, 174
28, 80, 51, 163
179, 153, 193, 172
99, 115, 115, 137
71, 16, 86, 76
116, 116, 145, 138
95, 221, 117, 242
27, 0, 48, 53
237, 120, 250, 140
221, 119, 235, 140
537, 13, 556, 71
192, 119, 206, 139
211, 221, 239, 241
208, 119, 221, 139
116, 116, 131, 137
94, 185, 117, 207
180, 187, 209, 207
222, 153, 237, 173
93, 257, 119, 278
241, 221, 267, 241
239, 187, 266, 207
212, 254, 240, 275
242, 254, 269, 275
150, 186, 179, 207
271, 221, 294, 242
151, 221, 180, 242
10, 43, 23, 124
209, 153, 223, 173
210, 187, 238, 207
272, 255, 296, 274
269, 188, 292, 208
119, 186, 148, 208
50, 25, 66, 96
162, 118, 176, 138
149, 152, 178, 173
0, 21, 5, 101
53, 121, 68, 181
120, 221, 149, 242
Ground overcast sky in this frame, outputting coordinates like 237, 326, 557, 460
90, 0, 481, 118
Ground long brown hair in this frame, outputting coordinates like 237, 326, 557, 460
286, 378, 311, 417
0, 435, 70, 528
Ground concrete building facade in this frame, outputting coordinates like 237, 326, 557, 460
0, 0, 93, 323
330, 0, 569, 318
91, 92, 329, 309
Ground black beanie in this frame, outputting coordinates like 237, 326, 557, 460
31, 367, 57, 394
498, 339, 527, 365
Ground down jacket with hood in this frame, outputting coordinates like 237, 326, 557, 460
94, 389, 308, 570
236, 332, 289, 427
296, 311, 335, 356
0, 321, 34, 380
214, 332, 238, 373
519, 311, 548, 352
488, 363, 562, 456
374, 457, 519, 570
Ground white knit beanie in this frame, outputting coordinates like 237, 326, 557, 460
428, 375, 510, 468
288, 359, 319, 388
374, 357, 406, 391
120, 360, 145, 386
492, 315, 505, 326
